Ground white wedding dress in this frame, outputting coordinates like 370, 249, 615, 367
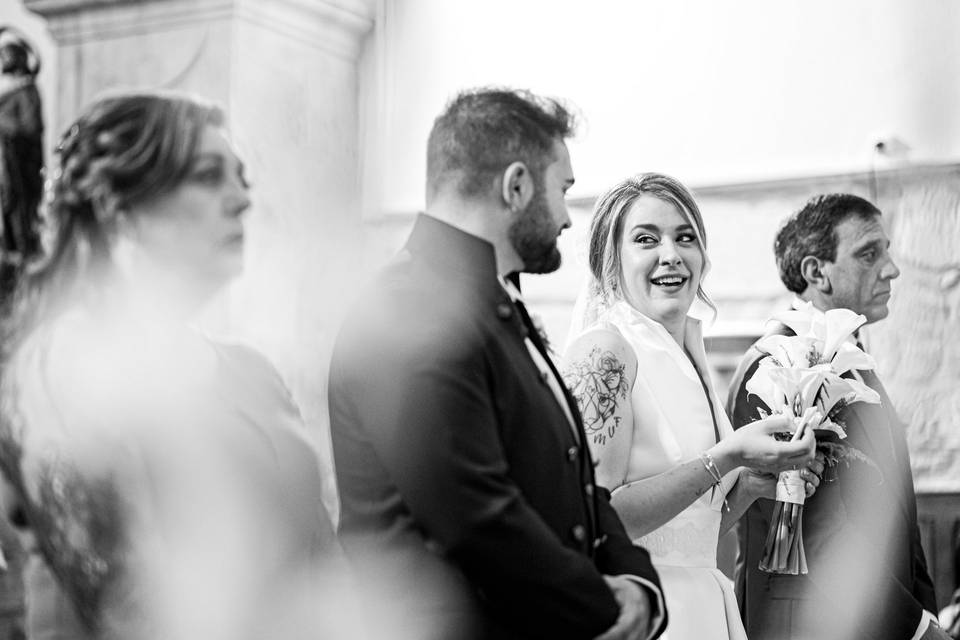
576, 300, 747, 640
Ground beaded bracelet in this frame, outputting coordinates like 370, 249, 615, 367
698, 451, 731, 512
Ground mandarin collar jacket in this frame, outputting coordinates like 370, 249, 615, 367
329, 213, 665, 640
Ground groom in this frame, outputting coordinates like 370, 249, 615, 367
727, 194, 941, 640
329, 88, 666, 640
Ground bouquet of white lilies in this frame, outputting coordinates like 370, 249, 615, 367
746, 302, 882, 575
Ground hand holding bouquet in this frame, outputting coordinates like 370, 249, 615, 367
745, 303, 882, 575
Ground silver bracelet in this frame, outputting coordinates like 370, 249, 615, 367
698, 451, 730, 512
698, 451, 723, 484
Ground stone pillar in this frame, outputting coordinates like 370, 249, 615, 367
25, 0, 376, 518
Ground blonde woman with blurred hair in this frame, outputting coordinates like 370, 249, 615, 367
563, 173, 821, 640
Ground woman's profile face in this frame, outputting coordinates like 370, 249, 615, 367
128, 124, 250, 292
617, 194, 704, 327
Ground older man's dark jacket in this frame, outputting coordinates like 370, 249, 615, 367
727, 322, 936, 640
329, 214, 665, 639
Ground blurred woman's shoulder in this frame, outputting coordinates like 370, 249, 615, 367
205, 338, 299, 414
5, 306, 107, 415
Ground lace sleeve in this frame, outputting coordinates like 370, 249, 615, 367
0, 316, 134, 634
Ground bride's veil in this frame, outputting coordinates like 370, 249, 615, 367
564, 277, 613, 352
563, 207, 620, 352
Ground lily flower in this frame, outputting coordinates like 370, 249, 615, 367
771, 303, 869, 363
816, 417, 848, 440
746, 360, 790, 414
765, 367, 825, 416
812, 374, 878, 435
829, 341, 877, 375
842, 376, 882, 406
747, 363, 825, 425
755, 334, 818, 369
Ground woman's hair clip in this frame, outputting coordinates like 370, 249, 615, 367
57, 123, 82, 153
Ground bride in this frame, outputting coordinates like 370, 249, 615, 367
563, 173, 822, 640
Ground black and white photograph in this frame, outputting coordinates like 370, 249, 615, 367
0, 1, 957, 638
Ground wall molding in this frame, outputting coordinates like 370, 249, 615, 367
567, 161, 960, 209
361, 162, 960, 220
26, 0, 234, 44
25, 0, 375, 59
235, 0, 374, 60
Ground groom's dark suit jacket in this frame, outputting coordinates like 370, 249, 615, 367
329, 214, 665, 640
727, 322, 936, 640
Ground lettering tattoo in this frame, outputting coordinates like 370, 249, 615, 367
563, 348, 631, 445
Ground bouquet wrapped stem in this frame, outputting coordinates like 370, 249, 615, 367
760, 468, 808, 574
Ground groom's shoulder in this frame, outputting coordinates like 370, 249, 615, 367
335, 253, 486, 360
365, 249, 470, 306
346, 251, 439, 318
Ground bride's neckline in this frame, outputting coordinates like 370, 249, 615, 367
610, 299, 701, 343
608, 300, 722, 443
608, 299, 712, 377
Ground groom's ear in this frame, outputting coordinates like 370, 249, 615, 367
800, 255, 832, 294
500, 161, 534, 213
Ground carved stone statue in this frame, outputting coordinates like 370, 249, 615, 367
0, 26, 43, 294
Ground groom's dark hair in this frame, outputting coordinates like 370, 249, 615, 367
774, 193, 881, 294
426, 88, 576, 203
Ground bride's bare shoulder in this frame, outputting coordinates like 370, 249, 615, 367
562, 324, 636, 379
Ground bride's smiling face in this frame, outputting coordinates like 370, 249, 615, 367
618, 195, 704, 326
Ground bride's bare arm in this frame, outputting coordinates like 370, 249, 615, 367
562, 328, 637, 490
563, 329, 728, 538
563, 330, 814, 540
610, 425, 813, 539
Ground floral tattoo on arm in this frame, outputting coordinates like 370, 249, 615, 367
563, 348, 631, 445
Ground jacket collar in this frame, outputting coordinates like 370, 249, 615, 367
405, 213, 501, 288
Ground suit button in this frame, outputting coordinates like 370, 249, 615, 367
571, 525, 587, 543
539, 371, 550, 384
567, 446, 579, 462
496, 303, 513, 320
584, 483, 594, 497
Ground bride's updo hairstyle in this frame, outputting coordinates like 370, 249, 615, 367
586, 172, 715, 315
5, 91, 223, 340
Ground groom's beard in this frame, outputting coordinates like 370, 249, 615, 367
509, 189, 562, 275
